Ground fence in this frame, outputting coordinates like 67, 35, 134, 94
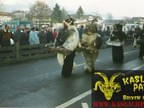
0, 43, 56, 64
0, 39, 133, 64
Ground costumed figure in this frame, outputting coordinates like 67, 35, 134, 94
135, 26, 144, 60
106, 24, 126, 64
55, 18, 79, 77
79, 20, 102, 73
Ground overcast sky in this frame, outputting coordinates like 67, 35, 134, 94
2, 0, 144, 18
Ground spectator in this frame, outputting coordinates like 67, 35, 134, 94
52, 29, 58, 39
137, 26, 144, 60
110, 24, 126, 64
0, 27, 3, 47
46, 28, 53, 43
78, 25, 84, 39
38, 27, 47, 44
29, 27, 40, 45
20, 28, 29, 45
13, 26, 21, 44
0, 25, 13, 47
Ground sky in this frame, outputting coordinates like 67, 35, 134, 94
1, 0, 144, 18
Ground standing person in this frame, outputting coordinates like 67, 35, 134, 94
80, 22, 102, 73
110, 24, 126, 64
29, 27, 40, 45
137, 26, 144, 60
52, 28, 58, 45
38, 27, 47, 44
56, 18, 79, 77
0, 27, 3, 47
13, 26, 21, 45
20, 28, 29, 45
52, 29, 58, 40
78, 25, 84, 39
1, 25, 13, 47
46, 27, 53, 43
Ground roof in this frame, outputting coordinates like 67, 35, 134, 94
12, 10, 25, 14
0, 11, 12, 16
104, 19, 124, 25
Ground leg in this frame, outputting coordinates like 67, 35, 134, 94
91, 51, 99, 72
118, 46, 124, 63
139, 44, 143, 59
112, 46, 117, 63
83, 52, 92, 72
83, 51, 98, 73
61, 51, 75, 77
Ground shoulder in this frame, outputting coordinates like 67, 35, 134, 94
69, 25, 78, 31
96, 33, 101, 37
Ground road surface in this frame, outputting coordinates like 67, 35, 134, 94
0, 46, 143, 108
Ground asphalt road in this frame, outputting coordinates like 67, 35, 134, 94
0, 45, 143, 108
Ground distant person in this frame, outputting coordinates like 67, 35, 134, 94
38, 27, 47, 44
13, 26, 21, 45
52, 29, 58, 39
0, 25, 13, 47
46, 28, 53, 43
137, 26, 144, 60
20, 28, 29, 45
78, 25, 84, 39
29, 27, 40, 45
0, 27, 3, 47
110, 24, 126, 64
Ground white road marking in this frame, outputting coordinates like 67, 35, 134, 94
81, 103, 89, 108
55, 63, 144, 108
132, 64, 144, 70
124, 50, 137, 55
55, 90, 91, 108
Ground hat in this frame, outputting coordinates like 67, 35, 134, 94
64, 18, 75, 25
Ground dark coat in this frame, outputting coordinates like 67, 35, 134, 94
0, 30, 13, 47
38, 31, 47, 44
111, 30, 126, 42
20, 31, 29, 45
55, 28, 70, 46
14, 30, 21, 43
46, 31, 53, 43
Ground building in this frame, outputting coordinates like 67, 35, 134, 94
0, 11, 12, 25
131, 17, 144, 24
12, 10, 27, 21
32, 18, 51, 28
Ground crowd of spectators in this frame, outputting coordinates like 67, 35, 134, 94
0, 23, 139, 48
0, 25, 58, 48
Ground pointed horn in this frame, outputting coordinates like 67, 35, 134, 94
94, 72, 109, 83
110, 73, 125, 83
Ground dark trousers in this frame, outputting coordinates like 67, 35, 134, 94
139, 44, 144, 59
1, 40, 10, 47
61, 51, 76, 77
112, 46, 124, 63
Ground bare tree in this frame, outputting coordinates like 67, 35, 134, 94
76, 6, 84, 19
61, 8, 68, 21
28, 1, 52, 20
51, 3, 62, 22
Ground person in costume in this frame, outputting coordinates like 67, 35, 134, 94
79, 20, 102, 73
55, 18, 79, 77
110, 24, 126, 64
